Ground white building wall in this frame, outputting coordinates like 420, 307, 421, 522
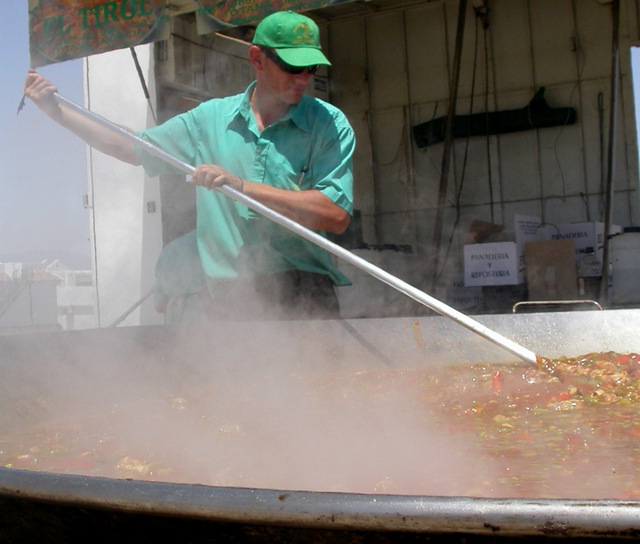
55, 269, 97, 330
0, 280, 58, 330
84, 46, 164, 327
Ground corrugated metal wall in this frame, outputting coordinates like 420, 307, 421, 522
326, 0, 640, 299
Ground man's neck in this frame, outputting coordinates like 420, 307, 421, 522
250, 88, 292, 132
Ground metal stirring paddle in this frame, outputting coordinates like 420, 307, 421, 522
52, 92, 543, 367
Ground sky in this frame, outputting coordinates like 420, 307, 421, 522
0, 3, 87, 268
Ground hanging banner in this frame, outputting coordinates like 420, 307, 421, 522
195, 0, 355, 34
28, 0, 169, 68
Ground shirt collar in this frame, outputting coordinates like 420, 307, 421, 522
234, 82, 311, 133
236, 82, 255, 122
288, 96, 311, 132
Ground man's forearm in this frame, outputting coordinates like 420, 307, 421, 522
243, 182, 350, 234
54, 102, 141, 166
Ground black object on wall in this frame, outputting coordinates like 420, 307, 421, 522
412, 87, 577, 148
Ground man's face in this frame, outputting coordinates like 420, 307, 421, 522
256, 48, 316, 105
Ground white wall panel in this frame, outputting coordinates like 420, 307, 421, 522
529, 0, 577, 86
442, 0, 484, 99
375, 211, 419, 247
572, 81, 606, 208
411, 126, 444, 209
85, 46, 163, 327
366, 12, 409, 110
370, 107, 412, 214
451, 135, 500, 209
490, 0, 533, 92
405, 4, 449, 103
493, 89, 542, 203
573, 0, 614, 82
327, 17, 376, 239
536, 85, 585, 198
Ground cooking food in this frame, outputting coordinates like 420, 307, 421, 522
2, 351, 640, 500
419, 351, 640, 499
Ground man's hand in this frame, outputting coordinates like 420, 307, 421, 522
24, 69, 61, 120
190, 164, 244, 192
189, 165, 349, 234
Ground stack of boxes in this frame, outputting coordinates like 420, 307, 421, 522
462, 216, 621, 305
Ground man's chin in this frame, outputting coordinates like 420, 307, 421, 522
288, 88, 308, 104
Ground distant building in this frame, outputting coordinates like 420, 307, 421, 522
0, 260, 97, 334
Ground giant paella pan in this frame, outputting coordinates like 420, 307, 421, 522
1, 309, 640, 542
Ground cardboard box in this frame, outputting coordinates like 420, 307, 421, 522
513, 215, 547, 283
465, 220, 504, 244
525, 239, 578, 300
463, 241, 522, 286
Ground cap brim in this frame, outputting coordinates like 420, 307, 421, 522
276, 47, 331, 67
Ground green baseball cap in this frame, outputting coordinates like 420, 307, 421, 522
253, 11, 331, 67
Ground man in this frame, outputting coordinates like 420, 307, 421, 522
25, 10, 355, 323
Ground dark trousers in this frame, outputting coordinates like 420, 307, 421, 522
204, 270, 339, 321
155, 231, 340, 323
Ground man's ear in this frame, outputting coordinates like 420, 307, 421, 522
248, 45, 264, 71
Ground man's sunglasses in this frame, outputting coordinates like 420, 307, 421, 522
263, 48, 319, 75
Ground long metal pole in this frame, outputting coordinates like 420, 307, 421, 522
108, 287, 155, 328
54, 93, 539, 366
599, 0, 620, 303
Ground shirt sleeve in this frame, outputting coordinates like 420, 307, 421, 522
134, 108, 202, 177
309, 107, 356, 215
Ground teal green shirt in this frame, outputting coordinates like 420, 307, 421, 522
135, 82, 355, 286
